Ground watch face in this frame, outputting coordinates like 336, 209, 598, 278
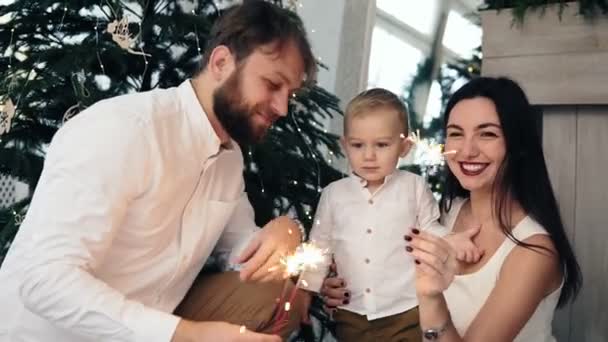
424, 330, 439, 340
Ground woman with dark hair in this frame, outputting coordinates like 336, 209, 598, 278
321, 77, 581, 341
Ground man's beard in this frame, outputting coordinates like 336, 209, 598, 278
213, 68, 270, 146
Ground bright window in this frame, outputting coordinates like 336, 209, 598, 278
367, 26, 423, 95
376, 0, 440, 36
442, 10, 482, 58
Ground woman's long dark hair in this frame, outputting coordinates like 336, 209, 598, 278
440, 77, 581, 307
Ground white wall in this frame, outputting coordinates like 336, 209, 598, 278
298, 0, 375, 171
298, 0, 346, 94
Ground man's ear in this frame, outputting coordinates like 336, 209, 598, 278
207, 45, 236, 81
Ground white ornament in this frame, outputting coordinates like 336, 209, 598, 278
0, 97, 16, 135
107, 18, 151, 57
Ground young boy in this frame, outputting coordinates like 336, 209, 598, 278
299, 88, 477, 341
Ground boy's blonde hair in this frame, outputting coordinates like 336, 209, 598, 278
343, 88, 409, 135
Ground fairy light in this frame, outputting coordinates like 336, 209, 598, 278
58, 6, 68, 32
192, 10, 202, 57
6, 28, 15, 69
95, 0, 106, 74
247, 147, 266, 194
289, 110, 322, 196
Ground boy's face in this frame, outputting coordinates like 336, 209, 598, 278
342, 108, 411, 188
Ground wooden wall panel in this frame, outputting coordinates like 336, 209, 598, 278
482, 52, 608, 105
542, 106, 578, 341
570, 107, 608, 342
481, 5, 608, 59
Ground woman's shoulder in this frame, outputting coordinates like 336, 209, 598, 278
512, 216, 551, 242
501, 218, 561, 292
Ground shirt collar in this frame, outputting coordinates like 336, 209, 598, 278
349, 169, 400, 190
178, 79, 232, 158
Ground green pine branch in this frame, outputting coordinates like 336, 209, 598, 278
483, 0, 608, 24
0, 0, 343, 260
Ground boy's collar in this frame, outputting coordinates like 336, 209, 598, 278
349, 169, 399, 189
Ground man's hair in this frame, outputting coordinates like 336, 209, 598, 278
197, 0, 317, 85
344, 88, 409, 134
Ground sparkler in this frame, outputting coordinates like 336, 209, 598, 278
269, 242, 328, 334
403, 130, 457, 167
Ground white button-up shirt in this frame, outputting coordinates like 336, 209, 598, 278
0, 80, 259, 341
302, 171, 447, 320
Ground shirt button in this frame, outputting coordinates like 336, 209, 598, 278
366, 228, 372, 234
365, 258, 370, 264
366, 288, 371, 293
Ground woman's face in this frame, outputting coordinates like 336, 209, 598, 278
444, 97, 507, 194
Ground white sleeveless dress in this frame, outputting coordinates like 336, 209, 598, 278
442, 198, 562, 342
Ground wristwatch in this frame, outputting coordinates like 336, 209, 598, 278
422, 320, 449, 340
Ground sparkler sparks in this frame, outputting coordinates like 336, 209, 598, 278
268, 242, 328, 334
403, 130, 457, 167
279, 243, 327, 277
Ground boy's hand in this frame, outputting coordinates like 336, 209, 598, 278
445, 225, 484, 263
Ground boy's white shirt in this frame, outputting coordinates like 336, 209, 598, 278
301, 170, 448, 320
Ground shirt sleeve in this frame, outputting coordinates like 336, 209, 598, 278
416, 177, 449, 237
213, 192, 260, 268
17, 110, 180, 342
299, 188, 333, 293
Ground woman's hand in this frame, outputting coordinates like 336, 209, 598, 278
406, 228, 458, 298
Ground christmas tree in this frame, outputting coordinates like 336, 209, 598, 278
402, 48, 482, 196
0, 0, 343, 263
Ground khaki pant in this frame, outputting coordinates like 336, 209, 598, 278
334, 307, 422, 342
174, 271, 304, 340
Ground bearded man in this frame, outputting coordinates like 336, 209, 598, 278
0, 1, 315, 341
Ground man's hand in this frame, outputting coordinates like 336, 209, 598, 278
235, 216, 301, 282
172, 320, 281, 342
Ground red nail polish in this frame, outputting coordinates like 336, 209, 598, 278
415, 259, 421, 264
404, 235, 412, 241
406, 246, 413, 252
412, 228, 420, 235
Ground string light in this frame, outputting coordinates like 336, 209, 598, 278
192, 10, 202, 57
58, 6, 68, 32
289, 110, 322, 197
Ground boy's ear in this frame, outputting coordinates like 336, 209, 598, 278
400, 135, 413, 158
